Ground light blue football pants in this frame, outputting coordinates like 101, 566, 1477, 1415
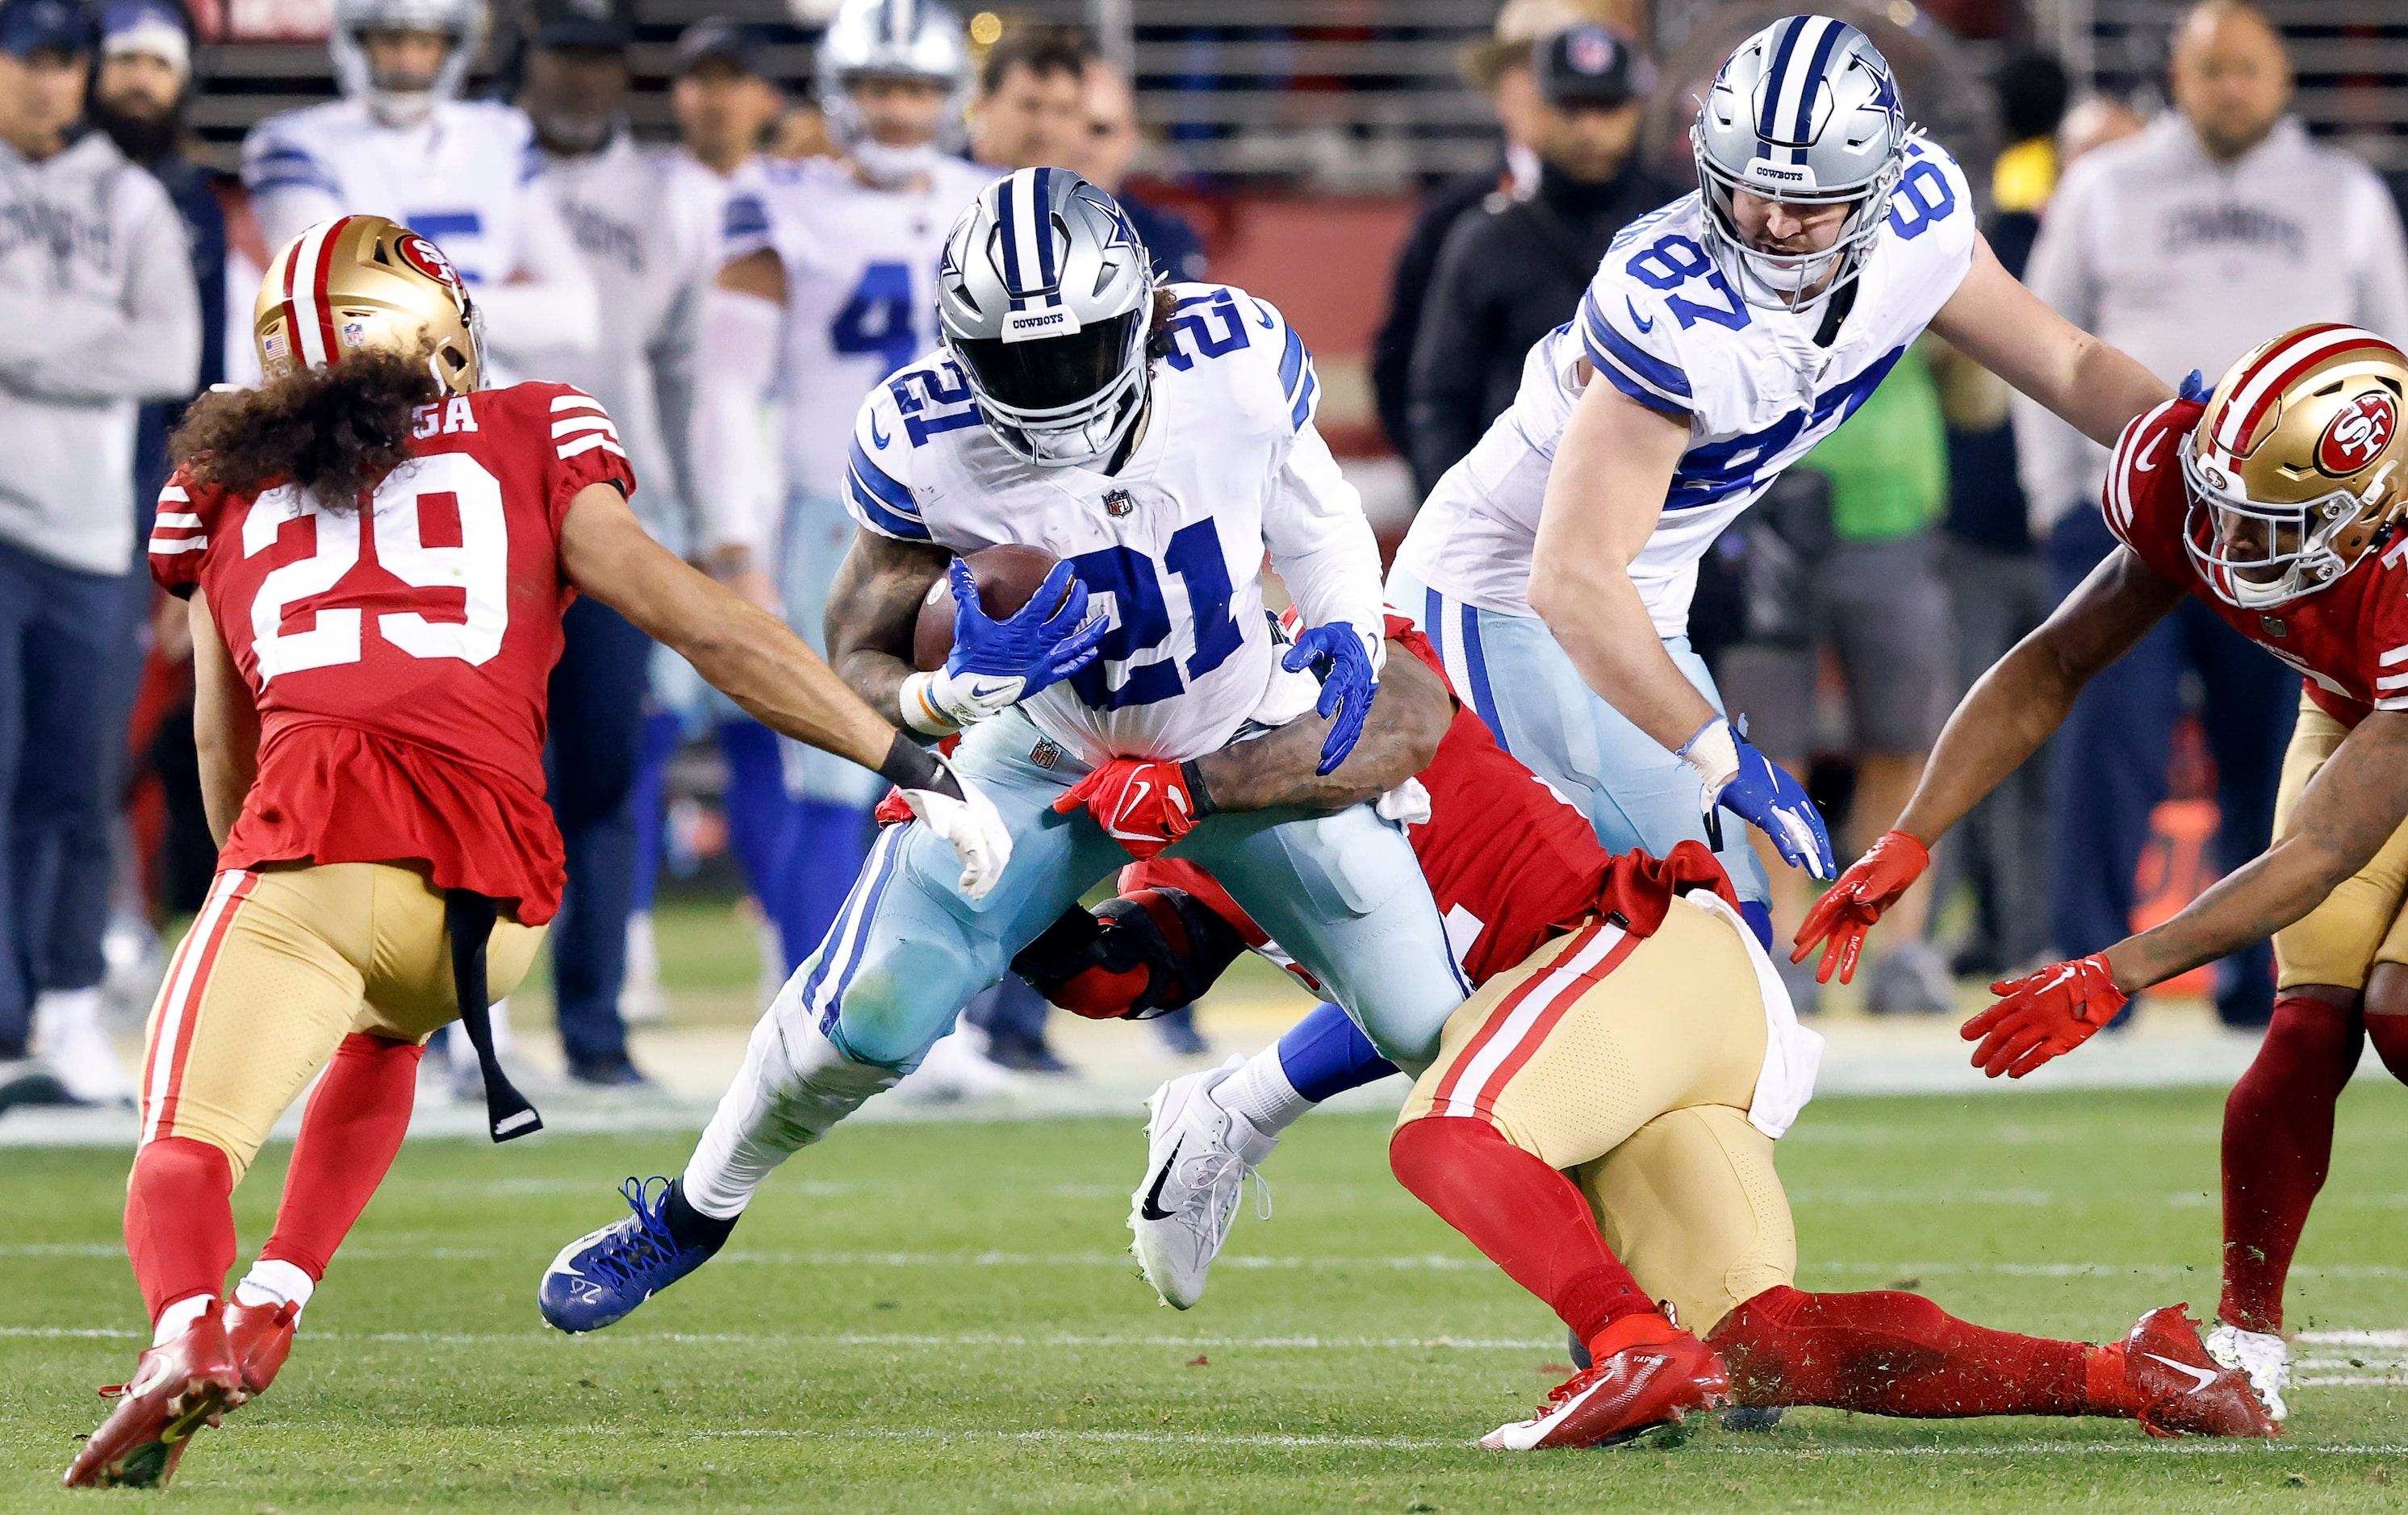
679, 707, 1474, 1217
1387, 564, 1770, 906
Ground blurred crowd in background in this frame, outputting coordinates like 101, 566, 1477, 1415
0, 0, 2402, 1108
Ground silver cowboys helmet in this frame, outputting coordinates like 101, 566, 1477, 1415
330, 0, 487, 127
1692, 14, 1913, 308
817, 0, 969, 187
938, 166, 1157, 469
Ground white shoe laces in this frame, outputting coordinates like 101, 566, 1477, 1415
1177, 1148, 1273, 1248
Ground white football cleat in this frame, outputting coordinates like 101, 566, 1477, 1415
2205, 1321, 2290, 1421
892, 1027, 1019, 1104
1129, 1055, 1274, 1309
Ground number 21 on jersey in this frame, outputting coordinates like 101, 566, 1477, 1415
245, 452, 509, 681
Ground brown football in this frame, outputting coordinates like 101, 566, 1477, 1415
911, 545, 1069, 672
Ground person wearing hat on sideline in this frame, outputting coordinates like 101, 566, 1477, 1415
1405, 19, 1674, 495
509, 0, 702, 1087
1369, 0, 1580, 469
0, 0, 199, 1106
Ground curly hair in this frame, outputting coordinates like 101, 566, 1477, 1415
169, 348, 441, 511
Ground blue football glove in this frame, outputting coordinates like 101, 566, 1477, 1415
903, 559, 1105, 734
1676, 716, 1835, 880
1281, 621, 1378, 776
2180, 369, 2209, 403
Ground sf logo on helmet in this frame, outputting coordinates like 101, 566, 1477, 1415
396, 233, 466, 296
2317, 391, 2398, 475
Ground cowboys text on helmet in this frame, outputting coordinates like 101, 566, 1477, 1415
937, 166, 1156, 469
2182, 323, 2408, 609
255, 215, 485, 396
1691, 14, 1913, 309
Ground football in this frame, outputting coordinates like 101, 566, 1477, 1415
911, 544, 1069, 671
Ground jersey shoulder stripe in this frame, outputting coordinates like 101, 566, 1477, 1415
1581, 287, 1692, 417
2103, 397, 2194, 547
844, 435, 931, 541
1160, 283, 1319, 434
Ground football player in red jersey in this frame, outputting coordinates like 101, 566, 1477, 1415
1026, 616, 2271, 1449
64, 215, 1013, 1490
1795, 323, 2408, 1419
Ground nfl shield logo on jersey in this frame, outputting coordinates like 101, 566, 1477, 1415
1102, 488, 1135, 518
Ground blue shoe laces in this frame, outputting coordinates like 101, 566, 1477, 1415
583, 1176, 686, 1292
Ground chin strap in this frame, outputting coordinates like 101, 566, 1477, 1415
445, 891, 541, 1144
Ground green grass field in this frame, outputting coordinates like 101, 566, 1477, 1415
6, 1084, 2407, 1512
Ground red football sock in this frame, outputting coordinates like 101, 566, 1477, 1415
1708, 1285, 2098, 1417
1390, 1116, 1651, 1345
260, 1033, 423, 1283
123, 1136, 237, 1323
2219, 993, 2361, 1333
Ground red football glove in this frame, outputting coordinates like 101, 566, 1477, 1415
1960, 954, 2128, 1079
1051, 758, 1214, 860
872, 787, 916, 828
1790, 829, 1931, 984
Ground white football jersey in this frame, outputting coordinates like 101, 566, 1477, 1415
721, 156, 995, 503
847, 283, 1382, 765
241, 98, 596, 373
1396, 137, 1977, 637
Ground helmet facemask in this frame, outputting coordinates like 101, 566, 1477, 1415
2182, 435, 2400, 608
1692, 129, 1907, 309
950, 302, 1150, 468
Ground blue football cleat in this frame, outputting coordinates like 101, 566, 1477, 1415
539, 1176, 721, 1333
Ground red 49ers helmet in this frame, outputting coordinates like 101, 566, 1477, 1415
2182, 323, 2408, 608
253, 215, 483, 396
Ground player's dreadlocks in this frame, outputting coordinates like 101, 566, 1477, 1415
170, 346, 441, 512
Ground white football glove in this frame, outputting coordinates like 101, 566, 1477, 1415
898, 762, 1014, 899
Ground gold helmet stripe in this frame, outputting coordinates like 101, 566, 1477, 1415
278, 215, 358, 372
2209, 322, 2391, 460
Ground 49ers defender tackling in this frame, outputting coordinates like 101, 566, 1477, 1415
1797, 323, 2408, 1421
1026, 617, 2272, 1448
65, 216, 1010, 1490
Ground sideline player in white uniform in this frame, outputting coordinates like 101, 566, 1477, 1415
240, 0, 597, 377
537, 169, 1473, 1331
1392, 15, 2170, 947
692, 0, 995, 965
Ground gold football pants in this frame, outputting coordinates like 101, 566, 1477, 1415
2271, 695, 2408, 991
1398, 897, 1796, 1333
136, 863, 544, 1182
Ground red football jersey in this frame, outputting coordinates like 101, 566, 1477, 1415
1127, 616, 1617, 986
2105, 397, 2408, 730
148, 382, 635, 924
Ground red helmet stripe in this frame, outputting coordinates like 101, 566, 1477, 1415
2210, 323, 2388, 459
307, 215, 349, 364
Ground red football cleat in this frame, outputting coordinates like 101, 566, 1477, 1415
2119, 1304, 2280, 1439
224, 1299, 299, 1396
64, 1300, 249, 1488
1482, 1312, 1732, 1450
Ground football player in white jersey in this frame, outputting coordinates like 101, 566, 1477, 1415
1392, 14, 2168, 954
537, 169, 1472, 1332
691, 0, 995, 965
241, 0, 598, 377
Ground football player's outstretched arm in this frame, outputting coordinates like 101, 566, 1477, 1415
1194, 640, 1450, 813
1892, 545, 2183, 845
1929, 234, 2170, 449
2109, 711, 2408, 992
187, 591, 260, 849
562, 484, 903, 769
824, 526, 952, 728
1527, 376, 1704, 752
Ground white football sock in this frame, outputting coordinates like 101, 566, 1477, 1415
681, 991, 900, 1220
233, 1258, 315, 1317
152, 1292, 212, 1346
1214, 1045, 1315, 1136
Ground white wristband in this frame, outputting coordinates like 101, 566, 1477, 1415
899, 671, 963, 737
1675, 716, 1740, 795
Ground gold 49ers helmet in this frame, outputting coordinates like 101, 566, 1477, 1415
2182, 323, 2408, 608
253, 215, 483, 396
